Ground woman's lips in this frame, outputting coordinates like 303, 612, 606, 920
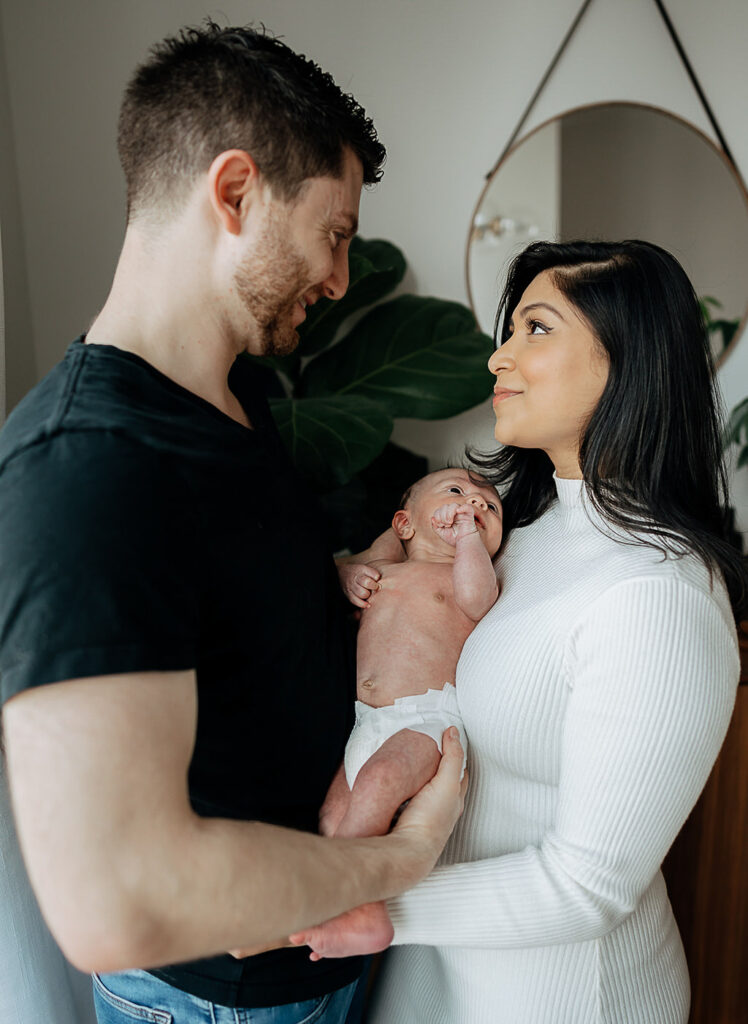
492, 388, 521, 405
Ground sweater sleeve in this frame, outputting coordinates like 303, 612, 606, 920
388, 576, 739, 947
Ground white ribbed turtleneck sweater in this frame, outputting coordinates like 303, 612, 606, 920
371, 476, 739, 1024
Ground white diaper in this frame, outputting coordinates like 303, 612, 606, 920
343, 683, 468, 787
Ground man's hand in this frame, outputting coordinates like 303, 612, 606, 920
337, 563, 381, 609
431, 503, 478, 547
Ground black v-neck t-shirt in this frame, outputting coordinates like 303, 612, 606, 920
0, 339, 360, 1007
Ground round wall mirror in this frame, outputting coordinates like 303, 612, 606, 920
466, 102, 748, 365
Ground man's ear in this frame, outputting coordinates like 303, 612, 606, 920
207, 149, 262, 235
392, 509, 415, 540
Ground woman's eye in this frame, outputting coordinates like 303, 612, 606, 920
528, 319, 549, 335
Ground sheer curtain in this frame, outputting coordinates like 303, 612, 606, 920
0, 230, 96, 1023
1, 222, 5, 425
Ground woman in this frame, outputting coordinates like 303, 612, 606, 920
368, 240, 746, 1023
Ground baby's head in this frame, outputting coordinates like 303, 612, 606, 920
392, 468, 503, 557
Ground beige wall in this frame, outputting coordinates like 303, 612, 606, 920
0, 1, 35, 412
1, 0, 747, 494
560, 105, 748, 334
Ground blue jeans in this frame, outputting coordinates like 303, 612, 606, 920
92, 968, 360, 1024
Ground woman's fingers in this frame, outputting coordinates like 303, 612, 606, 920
391, 727, 467, 870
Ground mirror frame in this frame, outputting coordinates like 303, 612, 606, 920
465, 100, 748, 368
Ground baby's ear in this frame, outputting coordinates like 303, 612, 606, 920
392, 509, 415, 540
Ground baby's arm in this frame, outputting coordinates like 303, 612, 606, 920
432, 504, 499, 621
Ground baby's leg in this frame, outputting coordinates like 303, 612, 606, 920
335, 728, 442, 838
291, 729, 442, 960
318, 762, 351, 837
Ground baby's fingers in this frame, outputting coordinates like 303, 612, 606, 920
431, 502, 459, 527
348, 571, 381, 608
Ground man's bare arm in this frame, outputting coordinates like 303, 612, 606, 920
336, 527, 404, 566
2, 670, 465, 973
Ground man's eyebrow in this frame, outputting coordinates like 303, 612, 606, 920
336, 212, 359, 236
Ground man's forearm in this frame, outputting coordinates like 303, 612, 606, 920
116, 816, 436, 973
3, 670, 465, 975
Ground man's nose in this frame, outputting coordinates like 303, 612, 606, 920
322, 247, 350, 301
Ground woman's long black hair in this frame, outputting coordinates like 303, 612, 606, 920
471, 239, 748, 620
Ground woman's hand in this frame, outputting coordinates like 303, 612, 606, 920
390, 726, 468, 868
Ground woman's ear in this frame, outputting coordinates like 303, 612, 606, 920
392, 509, 415, 540
206, 149, 261, 235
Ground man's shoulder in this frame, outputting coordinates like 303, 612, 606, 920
0, 339, 141, 470
0, 346, 79, 471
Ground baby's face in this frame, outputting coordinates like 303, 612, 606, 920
408, 469, 503, 556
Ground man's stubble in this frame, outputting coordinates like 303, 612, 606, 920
233, 209, 312, 358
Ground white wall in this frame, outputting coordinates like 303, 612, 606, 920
559, 105, 748, 338
0, 0, 746, 471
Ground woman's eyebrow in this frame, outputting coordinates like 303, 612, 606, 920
519, 301, 567, 322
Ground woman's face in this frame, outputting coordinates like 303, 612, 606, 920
487, 269, 609, 478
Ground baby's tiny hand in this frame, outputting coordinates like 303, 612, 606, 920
337, 563, 382, 609
431, 503, 478, 546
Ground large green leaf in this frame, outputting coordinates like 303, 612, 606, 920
296, 237, 406, 357
724, 396, 748, 449
299, 294, 494, 419
318, 442, 429, 553
269, 394, 393, 491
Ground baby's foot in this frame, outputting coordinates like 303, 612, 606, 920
290, 901, 394, 961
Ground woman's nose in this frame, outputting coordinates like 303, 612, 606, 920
488, 342, 514, 375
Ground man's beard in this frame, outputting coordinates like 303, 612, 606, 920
234, 215, 312, 358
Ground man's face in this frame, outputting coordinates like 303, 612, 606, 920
235, 148, 364, 357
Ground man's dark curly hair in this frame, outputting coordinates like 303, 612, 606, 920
117, 21, 386, 219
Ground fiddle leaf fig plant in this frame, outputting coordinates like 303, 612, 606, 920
245, 235, 494, 549
700, 295, 740, 355
724, 397, 748, 470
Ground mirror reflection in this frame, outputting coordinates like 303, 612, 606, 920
467, 102, 748, 364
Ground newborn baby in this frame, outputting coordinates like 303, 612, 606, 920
292, 468, 502, 960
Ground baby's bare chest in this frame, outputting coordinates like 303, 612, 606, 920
362, 561, 473, 640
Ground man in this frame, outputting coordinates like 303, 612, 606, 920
0, 23, 465, 1024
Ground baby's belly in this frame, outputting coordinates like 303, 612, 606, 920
357, 618, 468, 707
356, 651, 457, 707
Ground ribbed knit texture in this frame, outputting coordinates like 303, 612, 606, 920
371, 476, 739, 1024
